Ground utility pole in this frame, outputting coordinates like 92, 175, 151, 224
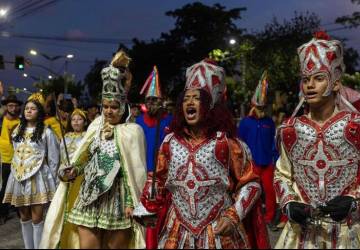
64, 60, 69, 94
240, 52, 246, 118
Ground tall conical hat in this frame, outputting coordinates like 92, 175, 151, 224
251, 70, 268, 106
140, 65, 162, 98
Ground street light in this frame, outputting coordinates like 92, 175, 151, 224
229, 38, 237, 45
22, 73, 40, 81
0, 8, 8, 18
29, 49, 74, 62
29, 49, 38, 56
29, 49, 75, 94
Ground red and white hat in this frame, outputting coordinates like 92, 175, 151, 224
297, 31, 345, 96
185, 58, 226, 107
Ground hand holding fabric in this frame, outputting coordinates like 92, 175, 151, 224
214, 217, 235, 236
125, 207, 134, 219
286, 202, 313, 226
64, 167, 77, 181
320, 196, 356, 222
140, 178, 166, 213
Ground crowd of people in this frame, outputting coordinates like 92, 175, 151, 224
0, 31, 359, 249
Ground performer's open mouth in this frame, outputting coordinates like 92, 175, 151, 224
305, 91, 318, 99
186, 107, 197, 119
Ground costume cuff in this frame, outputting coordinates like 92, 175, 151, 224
274, 179, 298, 210
234, 181, 261, 220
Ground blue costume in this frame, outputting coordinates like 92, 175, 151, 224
136, 113, 172, 172
237, 116, 277, 166
237, 70, 278, 224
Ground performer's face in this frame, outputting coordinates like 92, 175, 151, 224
145, 96, 162, 116
87, 107, 99, 120
59, 109, 70, 121
102, 99, 122, 125
24, 101, 39, 122
71, 114, 86, 133
183, 89, 201, 126
302, 72, 335, 106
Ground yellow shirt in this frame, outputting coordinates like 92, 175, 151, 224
0, 116, 20, 164
44, 116, 62, 140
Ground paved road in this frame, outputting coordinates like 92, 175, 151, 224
0, 211, 24, 249
0, 210, 281, 249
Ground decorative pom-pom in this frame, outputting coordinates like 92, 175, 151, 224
204, 58, 217, 65
314, 30, 331, 40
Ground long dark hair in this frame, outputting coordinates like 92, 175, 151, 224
13, 100, 46, 143
170, 89, 236, 139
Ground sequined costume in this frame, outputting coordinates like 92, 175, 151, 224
67, 127, 135, 229
275, 110, 360, 248
41, 52, 147, 249
2, 126, 59, 206
142, 131, 263, 249
134, 59, 268, 249
41, 120, 147, 249
274, 32, 360, 249
40, 131, 85, 249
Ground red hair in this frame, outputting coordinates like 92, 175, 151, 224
170, 89, 236, 138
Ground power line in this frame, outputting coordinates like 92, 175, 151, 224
0, 31, 147, 45
320, 22, 338, 27
327, 25, 358, 32
12, 0, 59, 20
0, 37, 116, 56
0, 0, 60, 30
11, 0, 49, 16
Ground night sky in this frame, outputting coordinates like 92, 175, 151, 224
0, 0, 359, 97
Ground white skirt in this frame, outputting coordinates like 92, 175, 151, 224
2, 163, 57, 207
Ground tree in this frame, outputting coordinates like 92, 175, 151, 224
344, 47, 359, 74
220, 12, 321, 113
336, 0, 360, 28
33, 74, 84, 98
226, 12, 359, 113
164, 2, 246, 62
126, 2, 247, 101
83, 59, 108, 101
127, 38, 186, 103
342, 72, 360, 90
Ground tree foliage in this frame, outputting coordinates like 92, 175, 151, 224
342, 72, 360, 90
82, 2, 359, 113
83, 59, 108, 101
227, 12, 359, 112
126, 2, 247, 102
249, 13, 321, 99
336, 0, 360, 28
33, 74, 84, 98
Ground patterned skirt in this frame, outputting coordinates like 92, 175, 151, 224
67, 176, 132, 230
2, 164, 57, 207
157, 206, 249, 249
